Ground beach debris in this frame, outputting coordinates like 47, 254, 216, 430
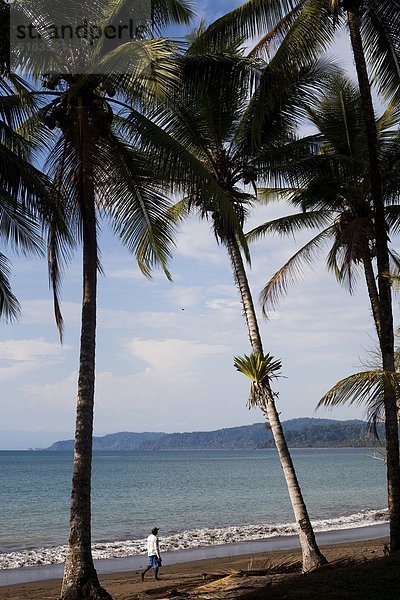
184, 572, 273, 599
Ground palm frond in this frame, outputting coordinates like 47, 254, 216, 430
260, 226, 334, 316
0, 188, 44, 256
389, 249, 400, 275
246, 210, 333, 243
0, 252, 20, 322
244, 58, 337, 150
103, 141, 176, 279
249, 1, 307, 58
151, 0, 194, 30
317, 369, 400, 412
326, 217, 372, 293
361, 1, 400, 101
114, 104, 251, 259
190, 0, 299, 54
385, 206, 400, 234
250, 0, 340, 72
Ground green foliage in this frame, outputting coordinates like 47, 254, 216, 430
0, 73, 67, 323
246, 72, 400, 316
234, 352, 282, 410
10, 4, 196, 334
318, 369, 400, 410
234, 352, 282, 383
47, 418, 382, 450
318, 368, 400, 438
196, 1, 400, 102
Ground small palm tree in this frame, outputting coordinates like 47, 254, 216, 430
318, 292, 400, 439
234, 352, 282, 410
318, 368, 400, 426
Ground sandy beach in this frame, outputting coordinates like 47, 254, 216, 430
1, 533, 399, 599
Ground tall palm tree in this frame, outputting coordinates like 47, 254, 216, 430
130, 40, 331, 571
196, 0, 400, 552
11, 2, 194, 598
247, 73, 400, 550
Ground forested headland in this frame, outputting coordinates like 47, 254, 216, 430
46, 418, 385, 450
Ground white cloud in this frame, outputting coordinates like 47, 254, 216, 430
107, 267, 144, 280
19, 300, 82, 328
174, 218, 227, 266
0, 338, 70, 380
126, 337, 229, 375
161, 285, 207, 310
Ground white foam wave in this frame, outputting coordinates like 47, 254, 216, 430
0, 508, 388, 570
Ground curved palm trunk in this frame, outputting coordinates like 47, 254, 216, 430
227, 236, 326, 571
347, 4, 400, 553
60, 106, 112, 600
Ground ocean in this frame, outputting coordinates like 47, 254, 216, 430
0, 448, 388, 570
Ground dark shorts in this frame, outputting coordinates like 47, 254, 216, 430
148, 555, 161, 568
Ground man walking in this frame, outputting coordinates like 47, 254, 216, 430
141, 527, 162, 581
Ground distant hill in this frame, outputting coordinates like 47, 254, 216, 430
46, 418, 382, 450
47, 431, 165, 451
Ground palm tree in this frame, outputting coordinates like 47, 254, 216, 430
318, 288, 400, 450
248, 73, 400, 339
1, 0, 67, 318
0, 70, 67, 322
247, 71, 400, 550
317, 367, 400, 432
10, 2, 194, 598
193, 0, 400, 552
130, 39, 331, 571
43, 72, 178, 600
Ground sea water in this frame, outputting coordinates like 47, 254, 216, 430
0, 448, 388, 569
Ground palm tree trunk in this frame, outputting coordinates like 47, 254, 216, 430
347, 4, 400, 553
60, 105, 112, 600
227, 236, 326, 571
60, 191, 112, 600
361, 248, 381, 340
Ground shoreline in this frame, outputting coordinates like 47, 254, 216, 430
0, 507, 389, 571
0, 529, 394, 600
0, 522, 389, 587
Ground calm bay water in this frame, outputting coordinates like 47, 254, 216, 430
0, 448, 388, 569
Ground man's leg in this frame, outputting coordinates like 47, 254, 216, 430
141, 565, 151, 581
154, 566, 159, 580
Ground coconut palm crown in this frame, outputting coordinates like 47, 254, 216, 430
247, 73, 400, 336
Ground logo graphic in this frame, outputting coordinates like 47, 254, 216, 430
10, 0, 152, 74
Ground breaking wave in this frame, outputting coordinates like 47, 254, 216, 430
0, 508, 388, 569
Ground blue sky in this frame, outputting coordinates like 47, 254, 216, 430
1, 2, 395, 449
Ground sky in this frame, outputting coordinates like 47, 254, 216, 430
0, 2, 396, 449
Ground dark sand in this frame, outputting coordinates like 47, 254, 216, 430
1, 533, 398, 599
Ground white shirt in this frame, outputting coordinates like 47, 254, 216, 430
147, 533, 160, 557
